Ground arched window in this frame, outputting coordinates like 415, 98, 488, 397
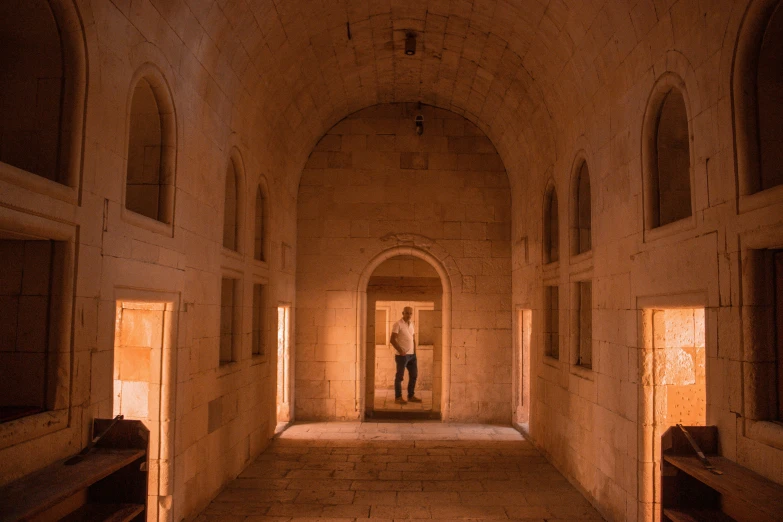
544, 183, 559, 264
571, 161, 592, 255
254, 185, 266, 262
643, 76, 692, 231
223, 159, 240, 251
0, 0, 85, 186
126, 73, 176, 224
757, 4, 783, 191
734, 0, 783, 196
655, 90, 691, 226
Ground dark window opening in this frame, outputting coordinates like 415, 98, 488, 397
0, 239, 56, 423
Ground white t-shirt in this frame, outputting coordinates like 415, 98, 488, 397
391, 318, 415, 354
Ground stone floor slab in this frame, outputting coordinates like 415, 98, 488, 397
195, 422, 604, 521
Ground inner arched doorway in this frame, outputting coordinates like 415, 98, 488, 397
356, 247, 452, 421
366, 256, 442, 419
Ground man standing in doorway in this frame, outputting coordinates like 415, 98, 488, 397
390, 306, 422, 404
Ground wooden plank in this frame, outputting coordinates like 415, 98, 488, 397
0, 449, 145, 521
663, 508, 735, 522
663, 455, 783, 522
59, 503, 144, 522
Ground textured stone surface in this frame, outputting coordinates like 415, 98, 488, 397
0, 2, 781, 522
297, 103, 512, 424
196, 422, 602, 521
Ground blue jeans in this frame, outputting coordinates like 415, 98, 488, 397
394, 354, 418, 399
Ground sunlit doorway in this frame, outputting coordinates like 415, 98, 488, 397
513, 308, 532, 431
112, 298, 176, 521
640, 306, 707, 519
276, 304, 291, 427
373, 300, 436, 412
365, 255, 443, 420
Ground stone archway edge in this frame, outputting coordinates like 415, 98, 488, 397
355, 244, 454, 421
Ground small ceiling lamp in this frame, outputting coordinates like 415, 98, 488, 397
405, 32, 417, 55
415, 114, 424, 135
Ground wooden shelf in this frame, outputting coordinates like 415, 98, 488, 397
59, 503, 145, 522
663, 454, 783, 522
0, 449, 145, 521
663, 508, 736, 522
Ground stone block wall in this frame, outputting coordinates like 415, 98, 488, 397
296, 103, 512, 423
0, 3, 297, 521
509, 2, 783, 520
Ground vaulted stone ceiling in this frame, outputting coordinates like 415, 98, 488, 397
170, 0, 728, 190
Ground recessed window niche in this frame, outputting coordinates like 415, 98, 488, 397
0, 240, 54, 422
219, 277, 239, 365
125, 70, 176, 225
734, 0, 783, 199
757, 5, 783, 191
543, 182, 559, 264
544, 285, 560, 360
573, 281, 592, 369
742, 249, 783, 429
571, 161, 592, 256
254, 185, 267, 262
223, 152, 245, 253
643, 75, 693, 232
0, 0, 86, 188
0, 237, 70, 425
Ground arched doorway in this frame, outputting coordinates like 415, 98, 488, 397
356, 247, 452, 421
366, 256, 441, 419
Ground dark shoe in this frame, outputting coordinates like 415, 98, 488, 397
394, 397, 407, 405
407, 395, 423, 403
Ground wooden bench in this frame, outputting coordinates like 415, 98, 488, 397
0, 419, 148, 522
661, 426, 783, 522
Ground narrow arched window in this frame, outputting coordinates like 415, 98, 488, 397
127, 79, 164, 221
254, 186, 266, 261
734, 0, 783, 197
758, 3, 783, 190
0, 0, 62, 182
544, 185, 559, 263
653, 88, 691, 227
572, 162, 591, 255
223, 160, 239, 250
125, 67, 175, 226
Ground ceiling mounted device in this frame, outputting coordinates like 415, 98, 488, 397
415, 114, 424, 135
405, 32, 416, 55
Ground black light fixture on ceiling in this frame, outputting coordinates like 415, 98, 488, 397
405, 32, 416, 55
415, 101, 424, 135
415, 114, 424, 135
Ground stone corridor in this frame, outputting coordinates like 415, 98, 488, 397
197, 423, 603, 521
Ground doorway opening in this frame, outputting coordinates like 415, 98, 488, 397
112, 299, 176, 521
276, 305, 292, 427
640, 307, 706, 519
364, 255, 443, 420
513, 309, 532, 430
373, 300, 436, 413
